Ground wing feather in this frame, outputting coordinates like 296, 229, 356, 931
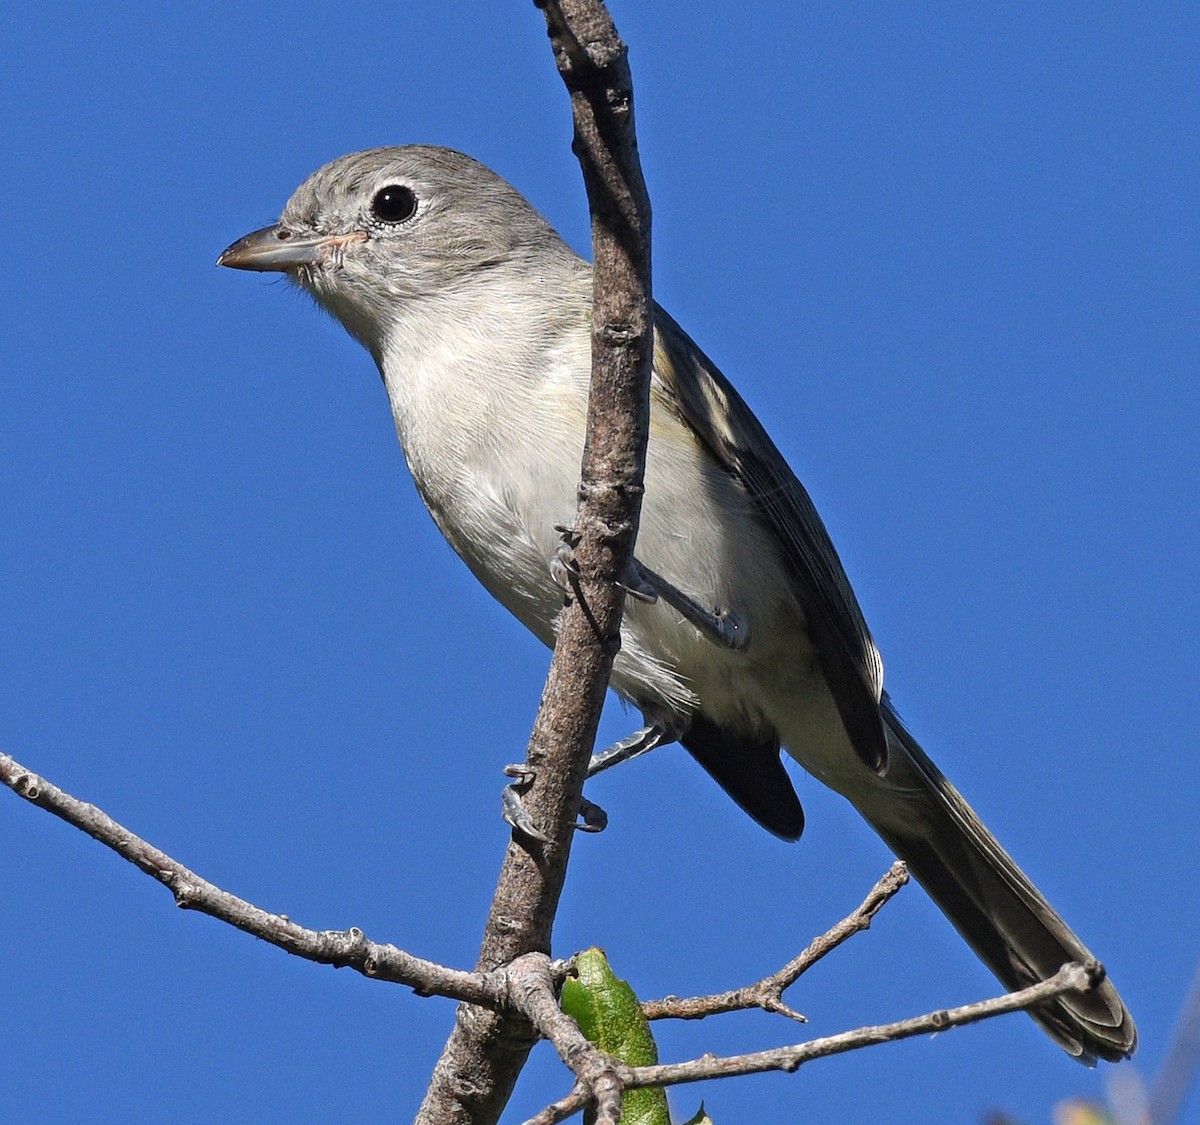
652, 307, 888, 773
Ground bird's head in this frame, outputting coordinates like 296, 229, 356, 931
218, 145, 570, 354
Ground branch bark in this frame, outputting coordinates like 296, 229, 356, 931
414, 3, 653, 1122
507, 953, 625, 1125
524, 962, 1105, 1124
0, 751, 511, 1007
632, 962, 1102, 1085
642, 862, 910, 1023
1, 747, 1105, 1123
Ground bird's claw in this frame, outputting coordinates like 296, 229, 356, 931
502, 764, 551, 844
617, 567, 659, 604
551, 523, 581, 596
575, 796, 608, 833
501, 764, 608, 839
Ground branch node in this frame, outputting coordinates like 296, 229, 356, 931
763, 996, 808, 1023
598, 320, 636, 347
605, 88, 631, 114
641, 863, 907, 1024
1078, 958, 1106, 990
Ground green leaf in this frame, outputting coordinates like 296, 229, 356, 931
560, 948, 670, 1125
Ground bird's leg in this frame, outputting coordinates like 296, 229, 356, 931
523, 526, 717, 837
626, 559, 751, 653
587, 707, 685, 777
552, 525, 749, 653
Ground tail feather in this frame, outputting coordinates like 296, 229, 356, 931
871, 703, 1136, 1063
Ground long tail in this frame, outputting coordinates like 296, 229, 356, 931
866, 700, 1136, 1063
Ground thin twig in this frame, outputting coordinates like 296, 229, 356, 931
528, 962, 1102, 1123
1, 745, 1101, 1122
633, 960, 1100, 1086
642, 862, 909, 1023
0, 751, 505, 1005
521, 1082, 589, 1125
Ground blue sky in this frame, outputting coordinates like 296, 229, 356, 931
3, 4, 1197, 1123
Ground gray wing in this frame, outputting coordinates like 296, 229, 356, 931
652, 306, 888, 773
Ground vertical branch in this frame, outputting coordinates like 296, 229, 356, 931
415, 3, 652, 1123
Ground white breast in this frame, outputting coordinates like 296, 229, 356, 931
376, 277, 816, 734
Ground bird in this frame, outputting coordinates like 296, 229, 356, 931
219, 144, 1135, 1063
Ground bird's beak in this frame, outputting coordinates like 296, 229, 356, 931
217, 225, 366, 272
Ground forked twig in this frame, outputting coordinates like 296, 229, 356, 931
642, 862, 909, 1023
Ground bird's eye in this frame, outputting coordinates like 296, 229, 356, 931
370, 184, 418, 223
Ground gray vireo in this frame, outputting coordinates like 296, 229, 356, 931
219, 145, 1134, 1063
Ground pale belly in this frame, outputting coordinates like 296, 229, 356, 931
393, 368, 822, 735
381, 334, 869, 799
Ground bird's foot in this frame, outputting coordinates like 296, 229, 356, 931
501, 764, 610, 841
550, 523, 581, 597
